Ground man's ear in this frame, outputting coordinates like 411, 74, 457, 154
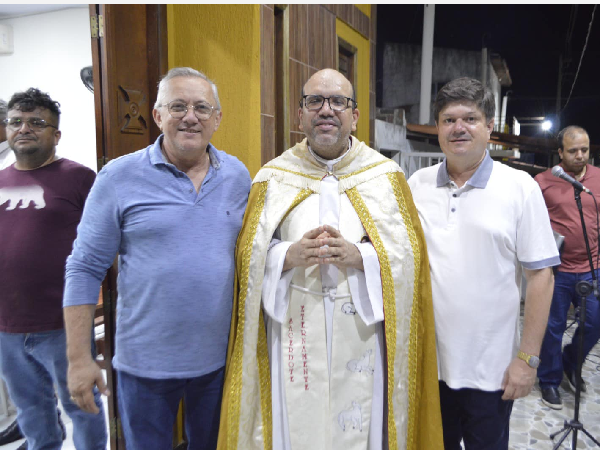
213, 110, 223, 131
298, 107, 304, 132
486, 118, 495, 135
351, 108, 360, 132
152, 108, 163, 131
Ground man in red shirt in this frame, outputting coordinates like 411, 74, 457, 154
535, 126, 600, 409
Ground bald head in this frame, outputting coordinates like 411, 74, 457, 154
557, 125, 588, 150
301, 69, 355, 103
298, 69, 359, 160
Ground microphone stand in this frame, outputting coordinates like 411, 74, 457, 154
550, 188, 600, 449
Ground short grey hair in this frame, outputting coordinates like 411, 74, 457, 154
154, 67, 221, 110
0, 100, 7, 123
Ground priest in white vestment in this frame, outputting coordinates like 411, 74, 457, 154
218, 69, 443, 450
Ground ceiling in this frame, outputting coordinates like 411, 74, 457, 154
0, 4, 84, 20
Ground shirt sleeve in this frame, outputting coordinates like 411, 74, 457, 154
64, 167, 123, 307
262, 240, 296, 323
517, 181, 561, 270
347, 242, 384, 325
78, 168, 96, 207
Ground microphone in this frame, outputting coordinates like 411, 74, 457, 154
551, 166, 592, 195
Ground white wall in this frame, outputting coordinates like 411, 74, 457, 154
0, 7, 97, 172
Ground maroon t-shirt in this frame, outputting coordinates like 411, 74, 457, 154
535, 164, 600, 272
0, 158, 95, 332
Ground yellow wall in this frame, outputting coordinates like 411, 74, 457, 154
166, 5, 262, 176
336, 19, 370, 144
355, 4, 370, 18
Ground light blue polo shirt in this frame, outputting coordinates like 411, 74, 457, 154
64, 135, 251, 379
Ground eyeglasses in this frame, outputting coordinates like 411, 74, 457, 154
161, 100, 218, 121
2, 117, 58, 131
300, 95, 357, 112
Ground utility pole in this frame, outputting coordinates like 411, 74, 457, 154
419, 4, 435, 124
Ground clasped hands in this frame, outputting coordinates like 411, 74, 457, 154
283, 224, 364, 272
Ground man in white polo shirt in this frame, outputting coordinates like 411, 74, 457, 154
408, 77, 560, 450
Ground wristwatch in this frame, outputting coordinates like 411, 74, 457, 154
517, 351, 540, 369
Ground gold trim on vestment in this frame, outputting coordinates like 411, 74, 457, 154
389, 172, 422, 450
262, 165, 322, 181
228, 182, 268, 449
257, 311, 272, 450
345, 186, 398, 450
281, 188, 314, 224
337, 160, 389, 180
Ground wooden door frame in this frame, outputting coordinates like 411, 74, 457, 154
88, 4, 168, 448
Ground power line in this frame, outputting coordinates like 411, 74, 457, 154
565, 5, 578, 54
511, 95, 600, 101
562, 4, 597, 111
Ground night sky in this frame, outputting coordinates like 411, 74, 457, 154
377, 4, 600, 144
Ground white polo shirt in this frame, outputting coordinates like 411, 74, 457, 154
408, 152, 560, 391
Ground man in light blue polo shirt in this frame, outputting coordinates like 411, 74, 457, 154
408, 77, 560, 450
63, 67, 251, 449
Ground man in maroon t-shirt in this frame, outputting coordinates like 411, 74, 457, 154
0, 98, 22, 446
535, 126, 600, 410
0, 88, 107, 449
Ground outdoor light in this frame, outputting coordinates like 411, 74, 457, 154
542, 120, 552, 131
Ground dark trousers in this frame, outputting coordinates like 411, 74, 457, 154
117, 367, 224, 450
439, 380, 514, 450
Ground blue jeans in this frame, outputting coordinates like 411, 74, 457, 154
0, 329, 107, 450
117, 367, 224, 450
439, 381, 514, 450
538, 269, 600, 388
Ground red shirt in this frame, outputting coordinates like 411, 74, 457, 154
535, 164, 600, 272
0, 159, 95, 332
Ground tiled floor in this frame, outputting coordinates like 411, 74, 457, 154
0, 313, 598, 450
509, 314, 600, 450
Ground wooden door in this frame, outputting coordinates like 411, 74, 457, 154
88, 4, 167, 449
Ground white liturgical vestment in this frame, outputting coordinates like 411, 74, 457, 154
262, 146, 385, 449
218, 136, 446, 450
